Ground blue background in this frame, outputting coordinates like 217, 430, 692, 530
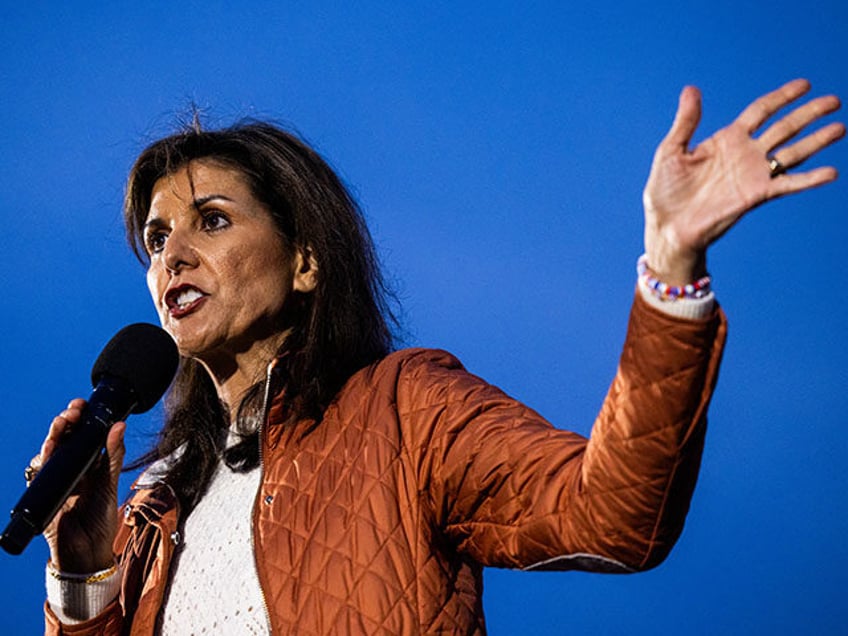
1, 2, 845, 633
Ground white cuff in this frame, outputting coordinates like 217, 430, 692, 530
45, 561, 121, 625
637, 276, 716, 320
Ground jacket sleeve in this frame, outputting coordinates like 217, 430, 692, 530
44, 600, 124, 636
398, 291, 726, 573
44, 485, 179, 635
43, 517, 132, 636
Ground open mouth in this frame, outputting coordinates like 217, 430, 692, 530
165, 285, 209, 316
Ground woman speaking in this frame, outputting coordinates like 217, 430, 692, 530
32, 79, 842, 634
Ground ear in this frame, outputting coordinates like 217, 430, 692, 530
292, 246, 318, 293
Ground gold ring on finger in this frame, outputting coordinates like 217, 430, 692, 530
767, 154, 786, 178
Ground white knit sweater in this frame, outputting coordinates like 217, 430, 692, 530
158, 461, 268, 634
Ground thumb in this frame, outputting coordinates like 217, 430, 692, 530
662, 85, 702, 152
104, 421, 127, 488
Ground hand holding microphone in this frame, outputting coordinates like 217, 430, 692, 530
32, 398, 127, 573
0, 324, 178, 566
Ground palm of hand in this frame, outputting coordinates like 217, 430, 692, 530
35, 402, 126, 573
642, 80, 843, 284
43, 461, 118, 572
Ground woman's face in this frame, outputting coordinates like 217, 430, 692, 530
143, 161, 314, 367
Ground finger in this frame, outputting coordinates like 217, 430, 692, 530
758, 95, 842, 150
662, 85, 702, 151
25, 454, 42, 485
29, 405, 85, 481
41, 412, 77, 460
736, 78, 811, 134
769, 121, 846, 171
768, 166, 839, 197
40, 400, 87, 461
104, 421, 127, 481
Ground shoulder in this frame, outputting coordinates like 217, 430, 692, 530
328, 348, 470, 415
337, 347, 505, 418
376, 347, 465, 375
342, 348, 468, 394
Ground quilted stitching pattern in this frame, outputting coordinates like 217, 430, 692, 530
45, 293, 726, 635
250, 295, 725, 634
255, 358, 485, 634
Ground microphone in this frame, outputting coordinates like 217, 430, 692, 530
0, 323, 178, 555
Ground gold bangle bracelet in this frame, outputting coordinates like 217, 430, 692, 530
46, 561, 118, 584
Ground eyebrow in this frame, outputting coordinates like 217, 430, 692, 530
192, 194, 235, 208
143, 194, 236, 231
143, 217, 166, 232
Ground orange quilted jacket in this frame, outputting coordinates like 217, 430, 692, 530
45, 294, 726, 634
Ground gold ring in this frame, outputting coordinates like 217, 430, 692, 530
767, 155, 785, 178
24, 465, 36, 482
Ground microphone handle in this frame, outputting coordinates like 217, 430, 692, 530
0, 378, 137, 555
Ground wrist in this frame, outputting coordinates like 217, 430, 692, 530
637, 254, 712, 301
47, 559, 118, 582
51, 546, 115, 575
643, 223, 707, 285
642, 247, 706, 286
45, 560, 121, 624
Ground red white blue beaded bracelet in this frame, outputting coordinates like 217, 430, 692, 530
637, 254, 712, 301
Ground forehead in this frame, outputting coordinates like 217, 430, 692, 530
148, 161, 254, 213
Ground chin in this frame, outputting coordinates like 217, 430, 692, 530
169, 330, 221, 361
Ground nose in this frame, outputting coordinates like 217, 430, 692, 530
162, 228, 198, 274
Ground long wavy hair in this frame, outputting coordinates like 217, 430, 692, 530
123, 121, 397, 512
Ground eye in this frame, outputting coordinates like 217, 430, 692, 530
144, 229, 168, 254
200, 210, 231, 232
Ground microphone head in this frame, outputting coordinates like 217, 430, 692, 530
90, 323, 179, 413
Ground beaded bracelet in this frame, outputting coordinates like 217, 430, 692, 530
637, 254, 712, 301
46, 560, 118, 584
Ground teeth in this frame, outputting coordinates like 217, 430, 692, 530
175, 289, 204, 308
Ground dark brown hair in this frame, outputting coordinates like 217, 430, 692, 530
124, 121, 397, 510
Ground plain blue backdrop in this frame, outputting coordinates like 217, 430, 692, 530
1, 2, 845, 633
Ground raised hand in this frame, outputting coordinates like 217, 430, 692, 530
643, 79, 844, 285
28, 398, 126, 573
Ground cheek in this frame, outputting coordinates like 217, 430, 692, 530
230, 242, 288, 286
146, 268, 164, 311
231, 251, 293, 312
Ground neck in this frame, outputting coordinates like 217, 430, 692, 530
196, 338, 285, 423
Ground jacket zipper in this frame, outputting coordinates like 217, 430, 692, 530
251, 358, 277, 634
